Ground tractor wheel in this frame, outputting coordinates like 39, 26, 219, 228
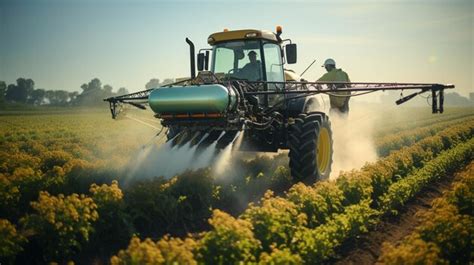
288, 112, 333, 183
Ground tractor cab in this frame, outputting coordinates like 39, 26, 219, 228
197, 28, 298, 106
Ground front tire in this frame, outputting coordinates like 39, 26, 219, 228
288, 112, 333, 183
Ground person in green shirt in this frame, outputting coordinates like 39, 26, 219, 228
317, 58, 351, 115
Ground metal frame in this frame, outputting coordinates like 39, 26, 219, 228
104, 79, 454, 120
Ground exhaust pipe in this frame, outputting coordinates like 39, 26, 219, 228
185, 38, 196, 79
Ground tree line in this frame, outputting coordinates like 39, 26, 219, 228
0, 77, 174, 107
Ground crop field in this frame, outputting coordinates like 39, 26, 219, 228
1, 106, 473, 264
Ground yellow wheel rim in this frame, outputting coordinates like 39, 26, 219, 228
317, 127, 331, 174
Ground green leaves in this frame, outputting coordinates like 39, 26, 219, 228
380, 139, 474, 214
111, 235, 197, 265
293, 200, 378, 263
1, 109, 472, 263
197, 209, 261, 264
242, 191, 306, 252
287, 183, 330, 228
379, 162, 474, 264
0, 219, 26, 260
21, 191, 98, 261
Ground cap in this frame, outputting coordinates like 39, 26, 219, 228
322, 58, 336, 67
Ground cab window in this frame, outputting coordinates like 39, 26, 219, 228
212, 40, 263, 81
263, 42, 284, 104
263, 42, 284, 84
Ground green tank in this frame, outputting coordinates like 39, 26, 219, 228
148, 84, 237, 114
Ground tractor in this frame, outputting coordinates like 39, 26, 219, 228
105, 27, 454, 183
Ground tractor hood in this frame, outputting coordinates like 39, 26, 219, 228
148, 84, 237, 115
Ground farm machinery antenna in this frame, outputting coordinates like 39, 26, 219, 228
104, 27, 454, 183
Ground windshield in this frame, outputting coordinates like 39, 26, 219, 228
211, 40, 263, 81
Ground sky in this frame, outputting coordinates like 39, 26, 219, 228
1, 0, 473, 97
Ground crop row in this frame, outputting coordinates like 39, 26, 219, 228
1, 112, 472, 263
209, 118, 474, 219
336, 119, 473, 210
108, 121, 474, 264
378, 162, 474, 264
293, 138, 473, 264
374, 108, 473, 137
3, 115, 463, 239
376, 116, 474, 157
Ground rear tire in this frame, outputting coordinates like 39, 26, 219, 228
288, 112, 333, 183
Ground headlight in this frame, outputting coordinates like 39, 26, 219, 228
245, 32, 258, 38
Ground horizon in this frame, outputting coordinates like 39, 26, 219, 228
1, 0, 473, 97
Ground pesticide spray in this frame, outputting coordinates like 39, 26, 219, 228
304, 95, 378, 180
329, 106, 378, 179
213, 131, 243, 177
126, 129, 244, 180
121, 101, 378, 183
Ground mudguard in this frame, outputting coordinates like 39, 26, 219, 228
287, 95, 323, 116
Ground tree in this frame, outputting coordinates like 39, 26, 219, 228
103, 84, 114, 98
0, 81, 6, 103
75, 78, 105, 106
117, 87, 129, 95
68, 91, 79, 103
145, 78, 161, 89
5, 84, 19, 102
162, 78, 175, 85
44, 90, 55, 104
80, 83, 88, 92
54, 90, 70, 105
17, 78, 34, 103
29, 89, 46, 105
444, 92, 471, 106
5, 78, 34, 103
88, 78, 102, 91
42, 90, 72, 105
103, 84, 113, 94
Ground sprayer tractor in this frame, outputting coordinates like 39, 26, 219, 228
105, 27, 454, 183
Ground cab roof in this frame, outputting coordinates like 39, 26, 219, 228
208, 29, 279, 45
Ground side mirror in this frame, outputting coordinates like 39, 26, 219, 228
205, 50, 210, 70
285, 44, 297, 64
197, 53, 205, 71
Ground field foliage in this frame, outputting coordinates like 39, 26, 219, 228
0, 107, 472, 263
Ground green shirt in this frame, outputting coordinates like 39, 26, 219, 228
317, 68, 351, 108
317, 68, 350, 82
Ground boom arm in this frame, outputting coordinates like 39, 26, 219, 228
243, 81, 454, 113
103, 81, 454, 119
104, 89, 153, 119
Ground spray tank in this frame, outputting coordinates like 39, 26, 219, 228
149, 84, 238, 116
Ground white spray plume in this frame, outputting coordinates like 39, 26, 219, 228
121, 101, 378, 183
127, 131, 237, 180
329, 107, 378, 179
304, 96, 378, 180
213, 132, 243, 178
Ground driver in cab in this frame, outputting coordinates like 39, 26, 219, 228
239, 51, 262, 81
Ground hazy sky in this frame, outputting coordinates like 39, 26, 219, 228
1, 0, 473, 97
